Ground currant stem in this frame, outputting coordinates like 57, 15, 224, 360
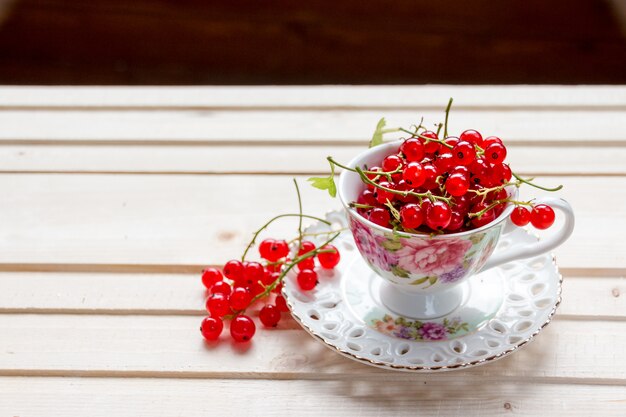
349, 202, 376, 210
443, 97, 453, 138
241, 214, 331, 262
512, 172, 563, 192
468, 198, 533, 219
398, 128, 454, 149
286, 228, 348, 245
293, 179, 304, 254
326, 156, 401, 180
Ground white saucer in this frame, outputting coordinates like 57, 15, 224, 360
282, 211, 562, 372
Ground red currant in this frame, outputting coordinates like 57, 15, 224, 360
201, 267, 223, 289
241, 261, 264, 287
483, 136, 503, 147
317, 245, 340, 269
200, 316, 223, 341
484, 143, 507, 164
275, 295, 290, 312
421, 131, 440, 154
511, 206, 531, 226
229, 287, 252, 310
297, 257, 315, 271
434, 152, 454, 174
452, 194, 471, 213
425, 201, 452, 230
210, 280, 232, 296
206, 293, 230, 318
450, 165, 469, 177
402, 161, 425, 187
269, 240, 289, 261
445, 173, 470, 197
259, 304, 281, 327
470, 202, 496, 228
365, 166, 381, 183
298, 241, 316, 256
258, 238, 275, 260
460, 129, 484, 147
491, 163, 512, 185
420, 164, 439, 190
357, 189, 377, 206
530, 204, 555, 229
400, 203, 424, 229
230, 315, 256, 342
374, 181, 395, 204
400, 138, 425, 162
382, 154, 404, 172
297, 269, 318, 291
369, 207, 391, 227
447, 210, 465, 231
223, 260, 243, 281
452, 141, 477, 166
445, 136, 460, 147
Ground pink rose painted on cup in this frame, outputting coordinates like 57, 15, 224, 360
395, 238, 472, 276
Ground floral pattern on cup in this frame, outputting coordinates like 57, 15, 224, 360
372, 314, 469, 341
348, 213, 502, 290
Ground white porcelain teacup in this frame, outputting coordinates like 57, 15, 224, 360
338, 141, 575, 319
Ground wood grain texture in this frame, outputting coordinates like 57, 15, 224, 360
0, 272, 623, 320
1, 377, 626, 417
0, 175, 622, 270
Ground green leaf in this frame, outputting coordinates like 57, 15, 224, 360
369, 117, 387, 148
428, 276, 438, 285
409, 276, 429, 285
391, 265, 410, 278
307, 159, 336, 197
381, 239, 403, 252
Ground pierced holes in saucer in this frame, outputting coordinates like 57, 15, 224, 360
431, 353, 445, 363
349, 328, 365, 339
347, 342, 362, 352
370, 347, 382, 356
307, 310, 321, 321
489, 321, 507, 334
322, 322, 339, 331
514, 320, 533, 332
534, 298, 554, 309
485, 339, 501, 348
408, 357, 425, 365
507, 336, 523, 344
395, 343, 411, 356
518, 310, 534, 318
531, 283, 546, 297
519, 273, 536, 282
471, 349, 489, 357
320, 300, 339, 309
450, 340, 466, 354
321, 332, 338, 341
292, 291, 313, 303
342, 241, 355, 251
507, 293, 525, 302
530, 258, 547, 270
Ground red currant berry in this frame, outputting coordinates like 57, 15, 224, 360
452, 141, 477, 166
447, 210, 465, 231
484, 143, 507, 164
425, 201, 452, 230
258, 238, 275, 260
434, 152, 454, 174
469, 158, 489, 177
365, 166, 381, 182
483, 136, 503, 147
395, 180, 418, 203
450, 165, 469, 177
460, 129, 484, 147
297, 269, 318, 291
201, 267, 223, 289
402, 161, 425, 187
491, 163, 512, 185
210, 280, 232, 296
261, 269, 275, 285
452, 194, 471, 213
267, 239, 289, 261
298, 241, 316, 256
382, 154, 404, 172
511, 206, 531, 227
421, 131, 440, 154
229, 287, 252, 310
357, 189, 377, 206
275, 295, 290, 312
230, 315, 256, 342
530, 204, 555, 229
470, 202, 496, 228
200, 316, 223, 341
259, 304, 281, 327
272, 281, 283, 294
445, 173, 470, 197
297, 257, 315, 271
400, 138, 425, 162
369, 207, 391, 227
206, 293, 230, 318
400, 203, 424, 229
374, 181, 395, 204
445, 136, 460, 147
420, 164, 439, 190
242, 261, 264, 287
223, 260, 243, 281
317, 245, 341, 269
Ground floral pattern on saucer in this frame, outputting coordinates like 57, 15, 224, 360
372, 314, 470, 341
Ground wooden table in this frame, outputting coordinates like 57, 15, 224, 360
0, 86, 625, 416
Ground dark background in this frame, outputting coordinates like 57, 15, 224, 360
0, 0, 625, 84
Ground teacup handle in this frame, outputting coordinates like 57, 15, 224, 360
479, 197, 575, 272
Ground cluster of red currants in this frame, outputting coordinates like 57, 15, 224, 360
354, 129, 556, 233
200, 238, 340, 342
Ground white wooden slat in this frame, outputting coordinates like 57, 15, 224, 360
1, 86, 625, 108
0, 175, 623, 270
0, 109, 624, 144
1, 144, 625, 175
0, 315, 625, 382
0, 273, 623, 320
1, 377, 625, 417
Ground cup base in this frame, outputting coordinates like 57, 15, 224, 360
379, 281, 465, 320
